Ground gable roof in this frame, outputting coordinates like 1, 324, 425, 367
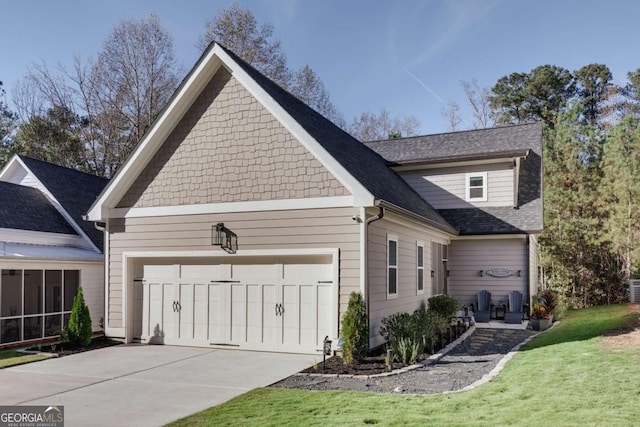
15, 156, 109, 249
219, 46, 455, 233
367, 123, 543, 235
0, 181, 76, 234
365, 123, 541, 165
88, 42, 456, 234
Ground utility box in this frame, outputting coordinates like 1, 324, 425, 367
630, 279, 640, 303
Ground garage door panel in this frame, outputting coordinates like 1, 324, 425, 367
316, 284, 333, 348
230, 284, 246, 343
178, 284, 194, 340
298, 285, 315, 346
139, 257, 335, 354
208, 284, 227, 343
192, 284, 208, 341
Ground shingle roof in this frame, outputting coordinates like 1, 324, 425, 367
0, 181, 77, 235
18, 156, 109, 249
365, 123, 541, 164
367, 123, 543, 235
219, 45, 456, 233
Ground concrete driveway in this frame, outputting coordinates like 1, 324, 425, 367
0, 345, 314, 426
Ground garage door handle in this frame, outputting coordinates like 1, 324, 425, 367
210, 280, 241, 283
275, 303, 284, 316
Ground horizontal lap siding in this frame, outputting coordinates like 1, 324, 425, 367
400, 163, 513, 209
448, 239, 527, 308
367, 218, 448, 348
107, 207, 360, 329
528, 234, 539, 306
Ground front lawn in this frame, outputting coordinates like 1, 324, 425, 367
0, 349, 50, 369
168, 304, 640, 427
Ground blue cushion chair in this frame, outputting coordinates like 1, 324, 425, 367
504, 290, 524, 324
474, 290, 491, 322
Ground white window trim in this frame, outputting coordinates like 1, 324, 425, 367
387, 234, 398, 300
466, 172, 488, 202
417, 240, 425, 295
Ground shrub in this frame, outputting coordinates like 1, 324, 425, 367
341, 292, 369, 364
64, 286, 93, 347
391, 337, 421, 364
428, 294, 459, 319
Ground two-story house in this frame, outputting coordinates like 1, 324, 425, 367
367, 124, 543, 313
86, 42, 543, 353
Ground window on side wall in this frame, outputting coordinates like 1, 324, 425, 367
417, 241, 425, 295
387, 234, 398, 299
466, 172, 488, 202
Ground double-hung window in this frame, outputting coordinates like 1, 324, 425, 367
417, 241, 425, 295
466, 172, 488, 202
387, 234, 398, 299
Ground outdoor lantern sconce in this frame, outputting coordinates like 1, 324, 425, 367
212, 223, 238, 254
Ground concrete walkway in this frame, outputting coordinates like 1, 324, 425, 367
0, 345, 313, 427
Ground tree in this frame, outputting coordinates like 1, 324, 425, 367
348, 109, 420, 141
461, 79, 493, 128
601, 116, 640, 279
199, 2, 290, 88
13, 105, 85, 169
340, 292, 368, 365
0, 81, 17, 166
489, 72, 531, 125
539, 104, 625, 307
527, 65, 575, 127
290, 65, 345, 126
574, 64, 613, 126
441, 101, 462, 131
64, 286, 93, 347
21, 15, 180, 177
489, 66, 574, 128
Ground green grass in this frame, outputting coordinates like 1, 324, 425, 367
0, 349, 50, 368
168, 305, 640, 427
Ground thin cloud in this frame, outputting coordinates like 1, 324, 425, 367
404, 67, 445, 105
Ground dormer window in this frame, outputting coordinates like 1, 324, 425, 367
466, 172, 487, 202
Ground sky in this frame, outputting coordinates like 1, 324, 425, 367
2, 0, 640, 135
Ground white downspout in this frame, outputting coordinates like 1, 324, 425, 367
364, 206, 384, 339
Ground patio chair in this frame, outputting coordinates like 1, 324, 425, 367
474, 290, 491, 322
504, 290, 524, 324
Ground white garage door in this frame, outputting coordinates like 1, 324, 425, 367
134, 258, 335, 354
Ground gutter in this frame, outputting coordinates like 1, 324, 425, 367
364, 207, 384, 333
375, 200, 458, 236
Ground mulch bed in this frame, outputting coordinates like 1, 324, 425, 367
27, 336, 122, 357
302, 355, 409, 375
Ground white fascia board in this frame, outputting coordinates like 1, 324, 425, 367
214, 47, 374, 206
0, 228, 88, 248
122, 247, 339, 259
109, 196, 355, 218
452, 234, 528, 241
87, 50, 225, 221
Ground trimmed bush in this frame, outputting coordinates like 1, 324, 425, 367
341, 292, 369, 364
64, 286, 93, 347
428, 294, 459, 319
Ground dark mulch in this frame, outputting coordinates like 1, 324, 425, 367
27, 336, 122, 357
303, 355, 408, 375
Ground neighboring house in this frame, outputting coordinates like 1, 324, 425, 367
86, 42, 543, 353
0, 155, 107, 347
